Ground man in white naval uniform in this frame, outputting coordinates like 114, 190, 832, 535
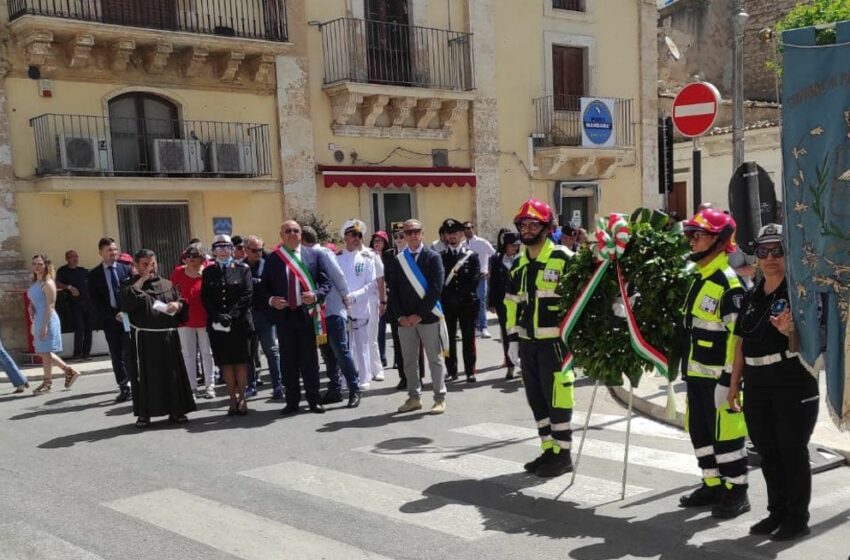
337, 219, 378, 389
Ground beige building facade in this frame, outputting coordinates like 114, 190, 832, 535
0, 0, 658, 350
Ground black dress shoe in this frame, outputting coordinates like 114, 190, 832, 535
749, 516, 782, 535
308, 402, 326, 414
347, 392, 361, 408
320, 392, 344, 405
771, 522, 810, 541
280, 404, 300, 416
116, 388, 131, 403
466, 375, 477, 383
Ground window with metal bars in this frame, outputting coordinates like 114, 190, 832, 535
552, 0, 585, 12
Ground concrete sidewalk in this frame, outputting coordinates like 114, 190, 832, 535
610, 372, 850, 462
0, 355, 115, 384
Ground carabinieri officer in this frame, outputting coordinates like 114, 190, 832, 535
727, 224, 819, 541
439, 218, 481, 383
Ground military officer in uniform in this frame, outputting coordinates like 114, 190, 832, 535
440, 218, 481, 383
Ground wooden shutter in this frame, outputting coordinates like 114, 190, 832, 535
553, 45, 585, 111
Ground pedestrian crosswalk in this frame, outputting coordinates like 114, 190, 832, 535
12, 414, 845, 560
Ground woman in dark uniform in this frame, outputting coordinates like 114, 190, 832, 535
488, 229, 521, 379
727, 224, 819, 541
202, 235, 253, 415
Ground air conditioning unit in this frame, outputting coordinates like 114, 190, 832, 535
56, 134, 110, 172
209, 141, 256, 175
153, 139, 204, 174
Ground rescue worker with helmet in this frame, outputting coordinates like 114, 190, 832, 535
439, 218, 481, 383
505, 198, 575, 478
727, 224, 819, 541
679, 208, 749, 518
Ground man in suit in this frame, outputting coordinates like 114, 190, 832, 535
259, 220, 332, 415
440, 219, 481, 383
389, 219, 448, 415
88, 237, 133, 402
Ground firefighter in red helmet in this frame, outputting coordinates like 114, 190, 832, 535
678, 207, 750, 518
504, 198, 575, 477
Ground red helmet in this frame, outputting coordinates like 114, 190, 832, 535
514, 198, 554, 225
684, 209, 737, 252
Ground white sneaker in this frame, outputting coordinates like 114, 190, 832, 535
360, 382, 371, 390
374, 371, 385, 381
481, 328, 492, 339
204, 384, 216, 399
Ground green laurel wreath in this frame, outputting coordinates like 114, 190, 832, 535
557, 209, 692, 387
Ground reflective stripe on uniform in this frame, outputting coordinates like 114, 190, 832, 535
715, 448, 747, 463
691, 318, 726, 332
537, 290, 559, 299
725, 474, 748, 485
505, 293, 526, 303
550, 422, 570, 431
722, 313, 738, 327
702, 468, 720, 479
534, 326, 560, 338
553, 439, 571, 450
694, 445, 714, 458
536, 418, 551, 428
687, 361, 722, 379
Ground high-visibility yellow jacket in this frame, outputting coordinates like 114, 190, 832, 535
505, 239, 573, 341
681, 252, 745, 381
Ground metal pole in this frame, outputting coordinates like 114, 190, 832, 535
732, 4, 749, 171
692, 137, 702, 213
563, 381, 599, 492
621, 385, 635, 500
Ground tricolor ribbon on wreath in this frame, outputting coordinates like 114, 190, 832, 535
276, 245, 328, 345
557, 213, 676, 415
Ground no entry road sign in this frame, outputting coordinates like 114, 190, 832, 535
672, 82, 721, 138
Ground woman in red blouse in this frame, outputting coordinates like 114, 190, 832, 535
171, 243, 216, 399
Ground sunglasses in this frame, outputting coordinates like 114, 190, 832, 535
283, 228, 301, 234
246, 247, 262, 254
755, 246, 785, 259
403, 229, 422, 236
684, 231, 715, 241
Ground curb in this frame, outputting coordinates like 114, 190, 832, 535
0, 367, 114, 384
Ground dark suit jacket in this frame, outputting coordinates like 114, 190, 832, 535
88, 261, 133, 325
388, 246, 444, 324
488, 253, 513, 309
257, 245, 332, 324
201, 262, 253, 329
441, 247, 481, 306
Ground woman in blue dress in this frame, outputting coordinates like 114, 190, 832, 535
28, 254, 79, 394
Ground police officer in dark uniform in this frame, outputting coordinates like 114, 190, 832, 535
440, 218, 481, 383
727, 224, 819, 541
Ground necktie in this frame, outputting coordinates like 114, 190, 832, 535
287, 268, 298, 310
108, 265, 120, 307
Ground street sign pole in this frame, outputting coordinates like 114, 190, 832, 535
693, 137, 702, 213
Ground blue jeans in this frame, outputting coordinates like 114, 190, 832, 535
0, 337, 27, 387
253, 310, 282, 391
476, 278, 488, 330
325, 314, 359, 395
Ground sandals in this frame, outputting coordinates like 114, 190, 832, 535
63, 367, 81, 389
33, 382, 52, 395
13, 382, 30, 394
135, 417, 150, 429
238, 400, 248, 416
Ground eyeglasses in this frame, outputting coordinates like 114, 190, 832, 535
755, 245, 785, 259
403, 229, 422, 236
515, 220, 544, 231
685, 231, 714, 241
246, 247, 262, 254
283, 228, 301, 234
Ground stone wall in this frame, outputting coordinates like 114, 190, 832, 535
658, 0, 810, 102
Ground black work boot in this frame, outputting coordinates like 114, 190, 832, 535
535, 450, 573, 478
770, 521, 810, 541
523, 449, 554, 473
749, 515, 782, 536
712, 484, 751, 519
679, 483, 723, 508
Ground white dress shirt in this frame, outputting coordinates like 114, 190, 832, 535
466, 235, 495, 274
337, 248, 376, 319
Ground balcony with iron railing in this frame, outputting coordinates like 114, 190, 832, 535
8, 0, 288, 42
318, 17, 475, 139
532, 94, 636, 179
30, 114, 273, 186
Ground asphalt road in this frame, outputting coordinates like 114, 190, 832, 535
1, 332, 849, 560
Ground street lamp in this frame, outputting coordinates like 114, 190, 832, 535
732, 7, 750, 171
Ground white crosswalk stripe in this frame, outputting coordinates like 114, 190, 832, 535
571, 411, 690, 441
452, 422, 701, 477
240, 461, 534, 540
354, 443, 651, 505
0, 523, 106, 560
105, 488, 394, 560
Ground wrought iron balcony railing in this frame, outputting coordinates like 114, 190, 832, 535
8, 0, 287, 42
319, 17, 474, 91
31, 113, 272, 178
533, 94, 635, 148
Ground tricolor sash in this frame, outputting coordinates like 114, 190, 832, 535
397, 249, 449, 353
276, 245, 327, 345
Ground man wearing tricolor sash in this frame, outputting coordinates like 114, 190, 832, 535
388, 219, 449, 415
505, 199, 575, 478
259, 220, 332, 415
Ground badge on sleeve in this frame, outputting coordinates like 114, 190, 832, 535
699, 295, 719, 314
542, 268, 560, 283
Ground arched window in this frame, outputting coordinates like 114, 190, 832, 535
108, 93, 179, 173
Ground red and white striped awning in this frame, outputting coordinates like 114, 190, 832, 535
318, 165, 476, 188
